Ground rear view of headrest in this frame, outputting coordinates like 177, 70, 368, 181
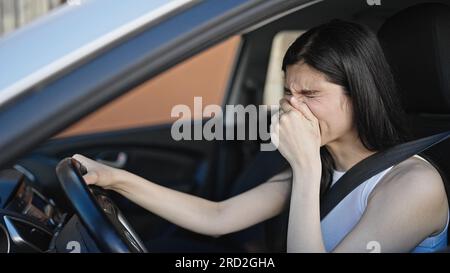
378, 3, 450, 114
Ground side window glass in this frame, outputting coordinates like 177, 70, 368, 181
57, 36, 241, 138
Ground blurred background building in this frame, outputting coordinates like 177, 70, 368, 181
0, 0, 65, 36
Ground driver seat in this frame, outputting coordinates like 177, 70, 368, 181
378, 2, 450, 245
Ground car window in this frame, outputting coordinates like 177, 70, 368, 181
56, 35, 241, 138
263, 30, 304, 106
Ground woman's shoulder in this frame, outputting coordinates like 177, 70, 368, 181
373, 155, 446, 199
369, 155, 448, 234
380, 156, 444, 188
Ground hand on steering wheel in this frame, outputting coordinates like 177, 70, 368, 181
56, 157, 147, 253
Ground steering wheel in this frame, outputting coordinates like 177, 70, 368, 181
56, 157, 147, 253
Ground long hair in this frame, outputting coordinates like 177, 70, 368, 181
281, 19, 410, 196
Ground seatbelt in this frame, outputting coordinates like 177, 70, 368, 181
320, 130, 450, 220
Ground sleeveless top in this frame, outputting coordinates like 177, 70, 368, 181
321, 155, 449, 252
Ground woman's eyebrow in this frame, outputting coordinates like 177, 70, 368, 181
301, 89, 319, 93
284, 87, 319, 93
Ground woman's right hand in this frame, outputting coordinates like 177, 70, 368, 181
71, 154, 123, 191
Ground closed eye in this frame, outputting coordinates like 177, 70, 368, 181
301, 90, 319, 98
284, 87, 318, 98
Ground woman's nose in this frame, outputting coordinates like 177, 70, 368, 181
281, 94, 306, 105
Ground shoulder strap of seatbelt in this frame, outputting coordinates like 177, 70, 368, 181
320, 130, 450, 220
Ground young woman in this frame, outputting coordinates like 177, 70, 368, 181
72, 19, 449, 253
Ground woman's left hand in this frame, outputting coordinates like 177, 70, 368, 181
270, 96, 322, 170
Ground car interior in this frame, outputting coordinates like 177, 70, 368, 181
1, 0, 450, 253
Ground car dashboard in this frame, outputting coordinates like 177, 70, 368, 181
0, 168, 66, 253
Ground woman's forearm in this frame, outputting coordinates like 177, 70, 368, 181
287, 164, 325, 253
111, 169, 224, 237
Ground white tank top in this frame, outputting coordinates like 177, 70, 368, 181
321, 155, 449, 252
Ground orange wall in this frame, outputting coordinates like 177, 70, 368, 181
56, 36, 241, 138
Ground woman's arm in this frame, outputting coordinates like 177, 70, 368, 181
72, 154, 292, 237
287, 163, 325, 252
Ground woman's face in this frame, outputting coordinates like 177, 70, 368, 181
284, 62, 354, 146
